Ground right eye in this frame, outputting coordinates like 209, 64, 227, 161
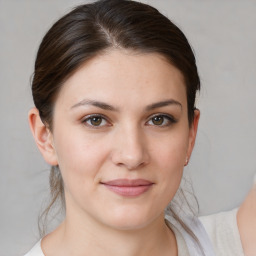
82, 115, 110, 128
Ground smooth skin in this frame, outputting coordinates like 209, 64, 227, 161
237, 180, 256, 256
29, 50, 200, 256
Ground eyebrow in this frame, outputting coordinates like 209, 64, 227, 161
145, 99, 182, 111
71, 99, 117, 111
70, 99, 182, 111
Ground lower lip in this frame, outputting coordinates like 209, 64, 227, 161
103, 184, 152, 197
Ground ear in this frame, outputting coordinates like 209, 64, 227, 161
186, 109, 200, 162
28, 107, 58, 166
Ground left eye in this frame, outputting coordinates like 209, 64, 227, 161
83, 115, 109, 127
147, 115, 175, 126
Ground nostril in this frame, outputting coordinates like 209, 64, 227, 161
111, 148, 149, 170
126, 161, 147, 171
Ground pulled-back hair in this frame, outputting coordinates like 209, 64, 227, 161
31, 0, 201, 250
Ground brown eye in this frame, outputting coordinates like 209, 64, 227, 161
147, 114, 176, 127
90, 116, 102, 126
152, 116, 164, 125
83, 115, 109, 127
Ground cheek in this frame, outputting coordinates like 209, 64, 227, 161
152, 133, 189, 170
150, 131, 189, 194
52, 129, 109, 189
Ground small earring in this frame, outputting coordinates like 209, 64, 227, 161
184, 157, 189, 166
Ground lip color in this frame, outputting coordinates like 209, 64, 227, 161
101, 179, 153, 197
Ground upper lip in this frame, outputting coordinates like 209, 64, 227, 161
101, 179, 154, 187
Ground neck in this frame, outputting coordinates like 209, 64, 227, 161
42, 206, 178, 256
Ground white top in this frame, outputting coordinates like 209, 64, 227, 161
166, 214, 216, 256
26, 209, 245, 256
24, 215, 215, 256
199, 208, 245, 256
24, 241, 44, 256
24, 235, 190, 256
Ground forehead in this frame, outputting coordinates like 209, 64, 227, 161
55, 50, 187, 109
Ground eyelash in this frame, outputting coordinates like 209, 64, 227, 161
82, 114, 111, 128
146, 114, 177, 127
82, 113, 177, 128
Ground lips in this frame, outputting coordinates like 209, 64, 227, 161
101, 179, 154, 197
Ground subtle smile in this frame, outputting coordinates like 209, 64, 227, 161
100, 179, 154, 197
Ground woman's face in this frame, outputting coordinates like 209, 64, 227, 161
41, 50, 199, 230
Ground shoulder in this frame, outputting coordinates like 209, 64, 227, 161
199, 209, 244, 256
24, 240, 44, 256
166, 214, 216, 256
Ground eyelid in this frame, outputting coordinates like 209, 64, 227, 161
82, 114, 112, 128
80, 113, 177, 128
146, 113, 177, 126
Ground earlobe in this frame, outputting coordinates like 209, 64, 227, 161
28, 107, 58, 166
186, 109, 200, 162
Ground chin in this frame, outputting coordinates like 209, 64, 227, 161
101, 207, 161, 231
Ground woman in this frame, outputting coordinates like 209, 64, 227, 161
26, 0, 216, 255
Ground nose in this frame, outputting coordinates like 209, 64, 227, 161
111, 126, 150, 170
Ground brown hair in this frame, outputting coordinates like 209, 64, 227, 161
31, 0, 201, 250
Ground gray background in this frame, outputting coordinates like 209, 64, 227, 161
1, 0, 256, 255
